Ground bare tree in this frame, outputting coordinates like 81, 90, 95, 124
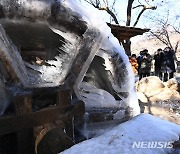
173, 26, 180, 34
132, 4, 156, 27
84, 0, 119, 24
119, 0, 156, 55
172, 16, 180, 35
148, 13, 180, 53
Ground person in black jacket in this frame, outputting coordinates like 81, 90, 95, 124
160, 47, 176, 82
154, 48, 163, 79
137, 51, 143, 76
138, 49, 152, 80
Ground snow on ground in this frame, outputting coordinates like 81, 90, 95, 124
61, 114, 180, 154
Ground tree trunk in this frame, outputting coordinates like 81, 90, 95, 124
124, 0, 134, 56
122, 39, 131, 56
126, 0, 134, 26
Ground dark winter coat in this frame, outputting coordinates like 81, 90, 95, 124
154, 52, 163, 73
139, 54, 152, 74
137, 55, 143, 74
160, 50, 176, 73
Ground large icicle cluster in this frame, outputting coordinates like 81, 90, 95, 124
0, 0, 140, 116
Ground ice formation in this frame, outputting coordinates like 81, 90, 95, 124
61, 114, 180, 154
0, 0, 140, 116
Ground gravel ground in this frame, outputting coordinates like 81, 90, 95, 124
139, 100, 180, 125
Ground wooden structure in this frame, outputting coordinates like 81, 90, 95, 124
0, 89, 85, 154
0, 17, 100, 154
107, 23, 150, 42
107, 23, 150, 55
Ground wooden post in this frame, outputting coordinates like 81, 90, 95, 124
14, 94, 35, 154
0, 89, 84, 153
57, 90, 74, 139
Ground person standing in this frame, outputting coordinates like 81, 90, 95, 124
154, 48, 163, 79
138, 49, 152, 80
160, 47, 176, 81
137, 51, 143, 76
129, 54, 138, 74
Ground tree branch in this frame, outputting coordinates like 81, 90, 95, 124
84, 0, 96, 7
150, 31, 169, 46
174, 41, 179, 53
99, 7, 119, 24
164, 29, 173, 49
133, 5, 156, 27
172, 25, 180, 34
132, 4, 144, 9
84, 0, 119, 24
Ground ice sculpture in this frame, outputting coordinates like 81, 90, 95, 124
0, 0, 140, 116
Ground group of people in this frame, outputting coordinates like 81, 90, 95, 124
129, 47, 176, 82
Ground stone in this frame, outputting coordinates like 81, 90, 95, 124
149, 88, 180, 102
136, 92, 148, 103
136, 76, 180, 102
164, 78, 179, 91
136, 76, 165, 93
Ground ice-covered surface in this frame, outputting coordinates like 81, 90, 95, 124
61, 114, 180, 154
72, 0, 140, 115
79, 82, 122, 108
95, 48, 140, 117
0, 0, 96, 87
75, 0, 140, 115
0, 0, 140, 116
0, 24, 29, 86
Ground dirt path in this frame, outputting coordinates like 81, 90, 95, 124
139, 100, 180, 125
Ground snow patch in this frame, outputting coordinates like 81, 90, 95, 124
61, 114, 180, 154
